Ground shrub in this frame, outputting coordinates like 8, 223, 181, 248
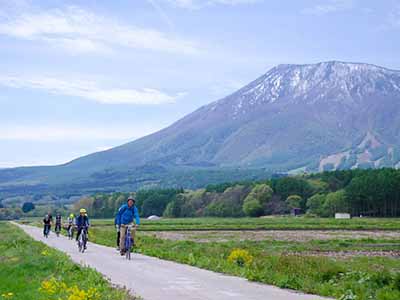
242, 199, 264, 217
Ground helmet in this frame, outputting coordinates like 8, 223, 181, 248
127, 196, 135, 202
80, 208, 87, 213
69, 213, 74, 218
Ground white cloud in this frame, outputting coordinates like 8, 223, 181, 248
0, 5, 199, 55
0, 75, 184, 105
0, 124, 159, 142
163, 0, 262, 10
301, 0, 354, 16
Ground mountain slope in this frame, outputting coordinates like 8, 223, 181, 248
1, 61, 400, 195
69, 61, 400, 170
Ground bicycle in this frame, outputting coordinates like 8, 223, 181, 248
67, 225, 73, 240
44, 225, 50, 238
124, 225, 135, 260
77, 226, 88, 253
55, 224, 61, 237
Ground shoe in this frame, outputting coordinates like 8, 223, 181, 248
116, 247, 120, 251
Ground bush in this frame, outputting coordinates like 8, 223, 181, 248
22, 202, 35, 213
227, 249, 253, 267
243, 199, 264, 217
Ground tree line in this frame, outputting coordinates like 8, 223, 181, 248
2, 168, 399, 220
70, 168, 400, 218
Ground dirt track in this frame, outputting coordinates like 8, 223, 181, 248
143, 229, 400, 243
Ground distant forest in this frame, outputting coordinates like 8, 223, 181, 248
69, 168, 400, 219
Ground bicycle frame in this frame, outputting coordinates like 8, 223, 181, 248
77, 226, 88, 253
68, 225, 73, 239
125, 225, 134, 260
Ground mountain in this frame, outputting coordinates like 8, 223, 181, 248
1, 61, 400, 199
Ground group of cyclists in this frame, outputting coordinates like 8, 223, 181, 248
42, 195, 140, 256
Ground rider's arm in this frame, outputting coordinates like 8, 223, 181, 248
116, 206, 124, 226
134, 206, 140, 225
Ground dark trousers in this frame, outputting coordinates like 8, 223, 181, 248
117, 231, 121, 247
43, 224, 51, 235
76, 227, 88, 241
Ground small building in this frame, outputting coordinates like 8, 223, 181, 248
335, 213, 351, 219
291, 208, 301, 216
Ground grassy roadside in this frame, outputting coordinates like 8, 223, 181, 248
86, 223, 400, 300
20, 217, 400, 299
0, 222, 136, 300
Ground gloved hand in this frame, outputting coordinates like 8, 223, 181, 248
116, 224, 120, 232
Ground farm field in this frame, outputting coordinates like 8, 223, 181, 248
21, 217, 400, 299
0, 222, 135, 300
61, 216, 400, 231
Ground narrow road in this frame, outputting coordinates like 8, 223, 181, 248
17, 223, 330, 300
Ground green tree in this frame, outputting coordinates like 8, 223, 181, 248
245, 184, 273, 205
286, 195, 303, 209
22, 202, 35, 213
242, 198, 263, 217
306, 194, 326, 216
322, 190, 348, 217
274, 177, 313, 206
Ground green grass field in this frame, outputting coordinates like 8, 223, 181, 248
0, 222, 135, 300
86, 216, 400, 231
20, 217, 400, 300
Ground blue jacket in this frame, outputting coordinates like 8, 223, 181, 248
116, 204, 140, 225
76, 215, 90, 227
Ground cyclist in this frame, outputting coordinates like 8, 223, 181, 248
43, 213, 52, 237
75, 209, 90, 249
55, 212, 62, 236
67, 213, 75, 238
115, 196, 140, 256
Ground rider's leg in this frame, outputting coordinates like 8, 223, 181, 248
119, 225, 127, 253
76, 227, 82, 241
131, 226, 137, 245
116, 231, 120, 249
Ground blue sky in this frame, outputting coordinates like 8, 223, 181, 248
0, 0, 399, 168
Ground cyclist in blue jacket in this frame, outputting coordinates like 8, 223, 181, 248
116, 196, 140, 255
75, 208, 90, 244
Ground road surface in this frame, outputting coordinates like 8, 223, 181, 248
17, 223, 330, 300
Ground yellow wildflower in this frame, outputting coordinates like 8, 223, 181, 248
227, 248, 253, 267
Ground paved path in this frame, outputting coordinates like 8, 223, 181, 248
17, 223, 330, 300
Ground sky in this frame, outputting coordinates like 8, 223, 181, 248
0, 0, 399, 168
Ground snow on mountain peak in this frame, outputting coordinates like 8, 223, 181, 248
218, 61, 400, 116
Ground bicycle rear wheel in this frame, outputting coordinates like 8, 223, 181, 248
82, 232, 87, 253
